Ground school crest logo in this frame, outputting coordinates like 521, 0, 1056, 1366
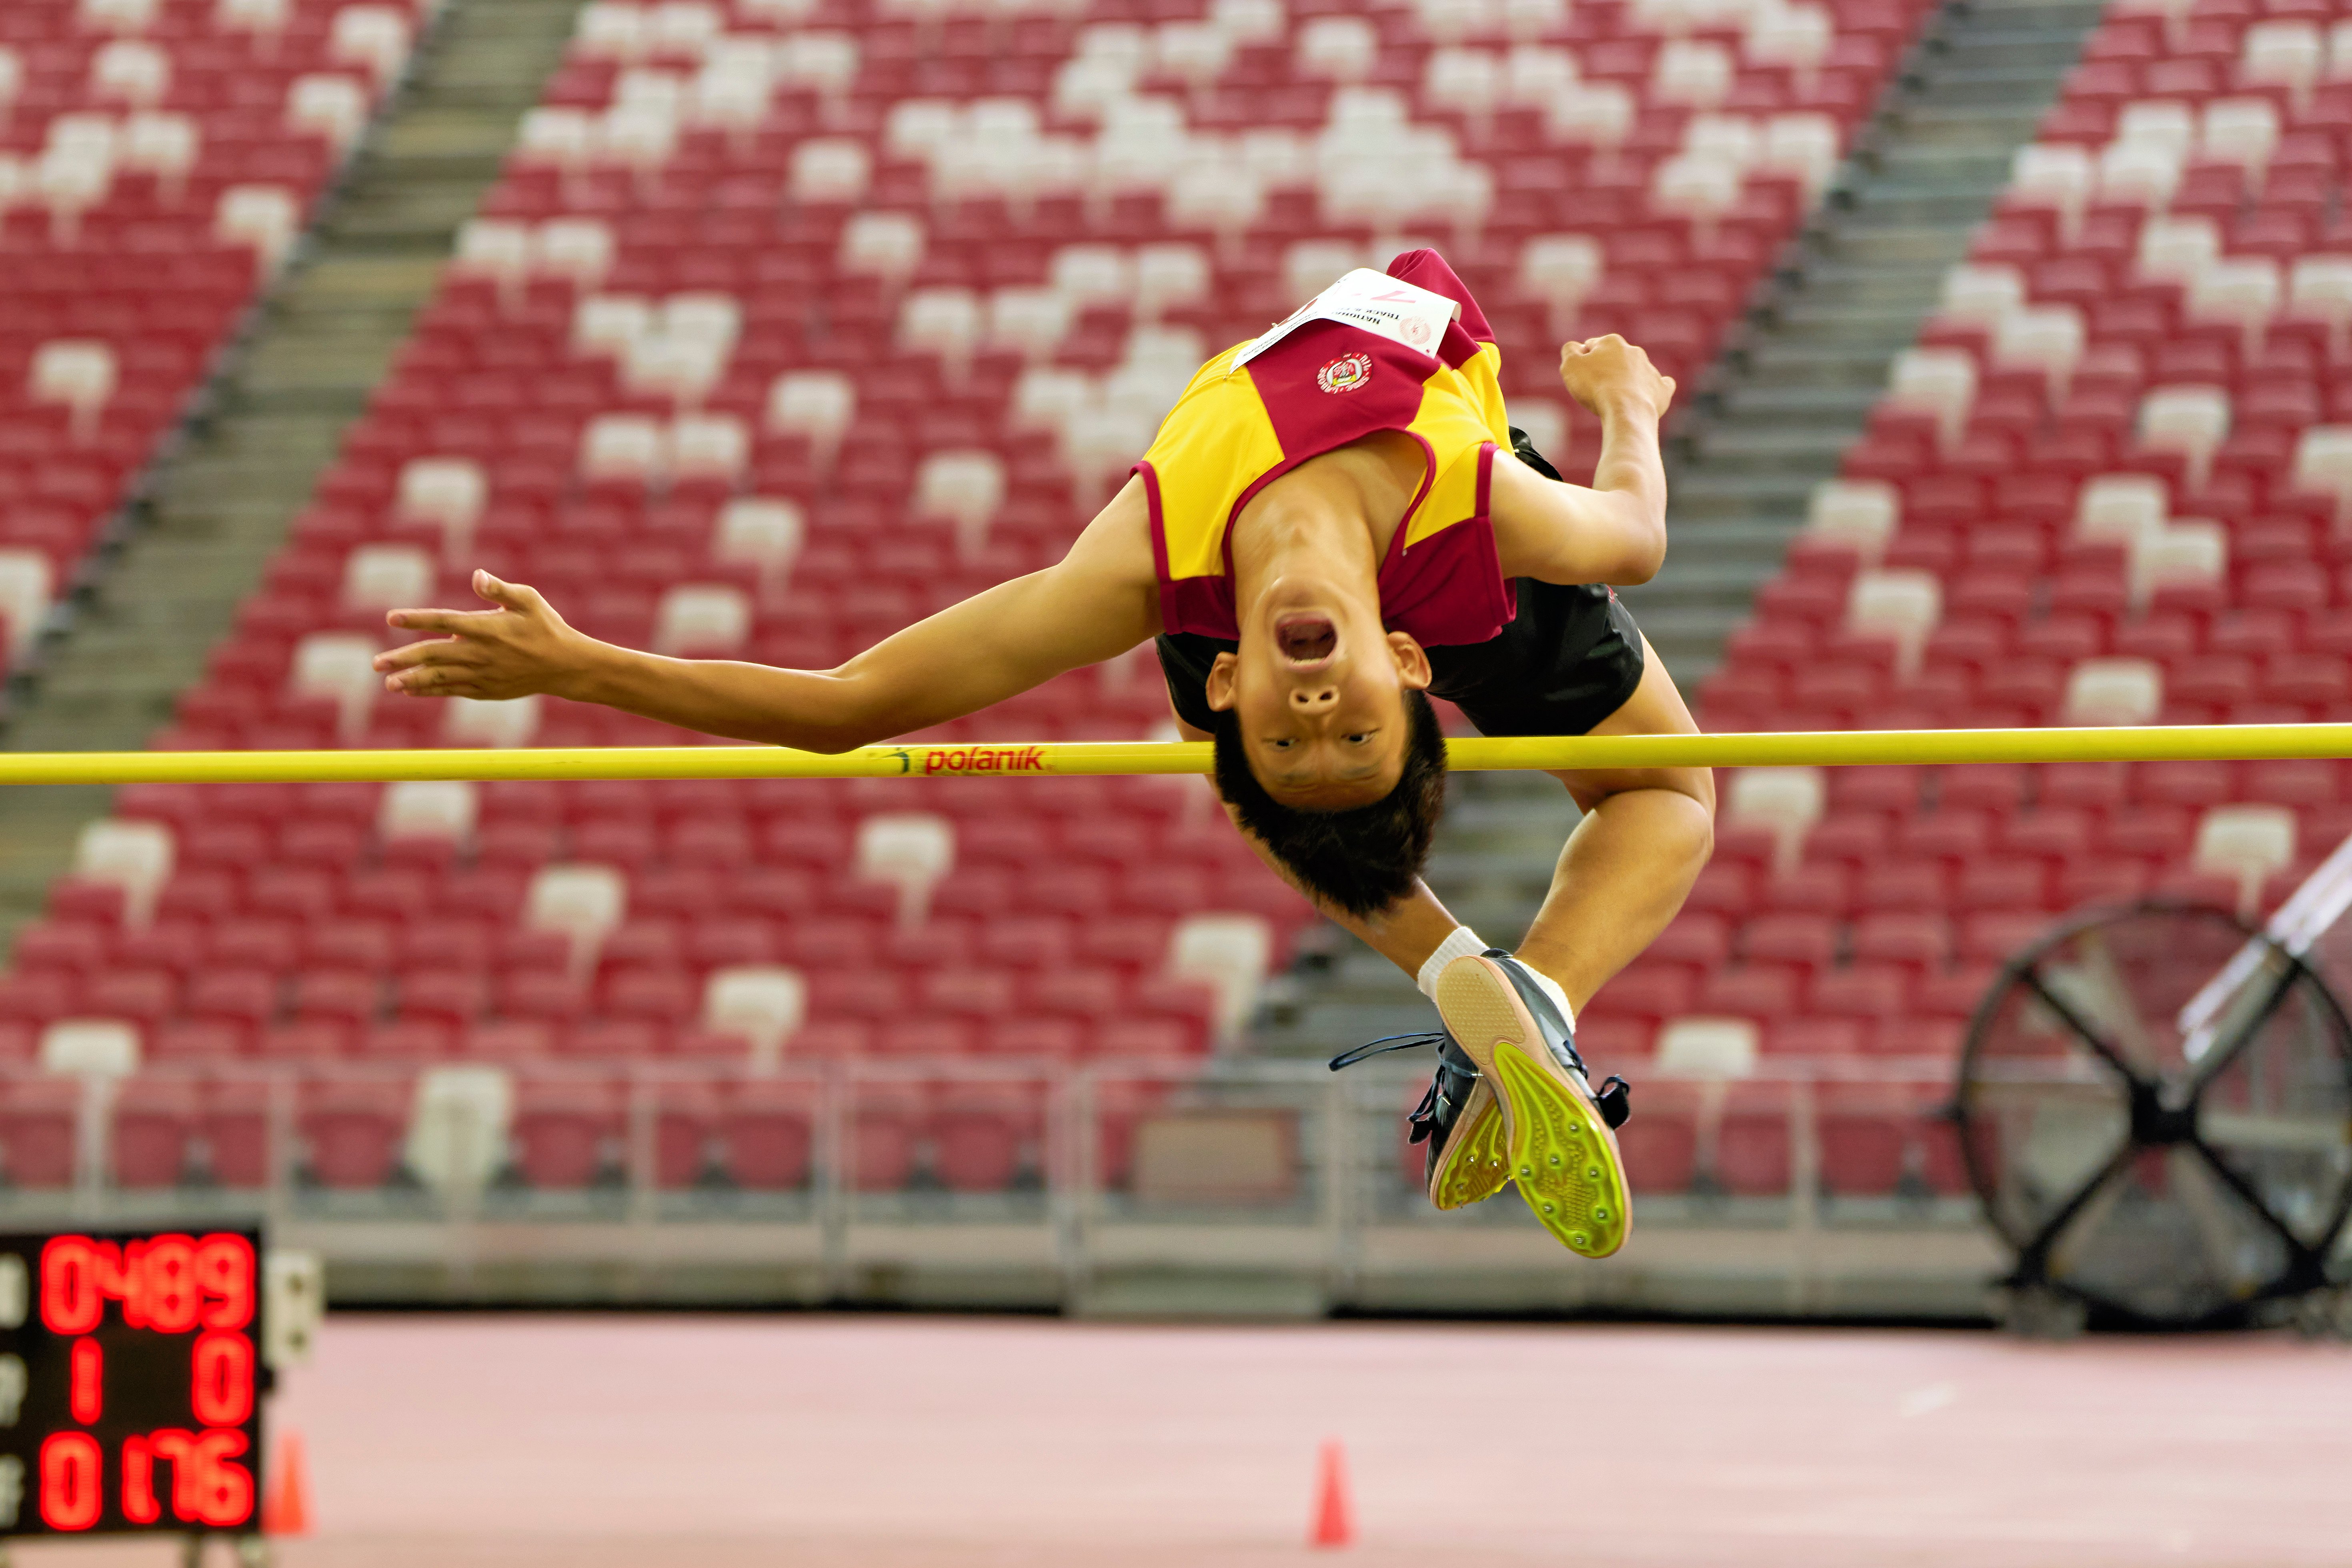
1317, 352, 1373, 394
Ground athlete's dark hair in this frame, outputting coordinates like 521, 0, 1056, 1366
1208, 688, 1449, 919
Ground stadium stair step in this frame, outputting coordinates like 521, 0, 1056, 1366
1763, 301, 1959, 340
0, 0, 589, 949
1256, 0, 2109, 1064
1668, 474, 1821, 523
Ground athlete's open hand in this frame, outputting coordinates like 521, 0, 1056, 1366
372, 570, 589, 699
1557, 335, 1675, 423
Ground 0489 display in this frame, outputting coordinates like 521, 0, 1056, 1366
0, 1229, 265, 1537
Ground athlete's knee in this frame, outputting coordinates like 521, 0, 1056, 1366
1591, 778, 1716, 867
1680, 765, 1716, 821
1653, 777, 1715, 851
1679, 786, 1715, 868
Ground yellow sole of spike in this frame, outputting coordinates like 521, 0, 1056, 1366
1491, 1042, 1632, 1260
1429, 1092, 1513, 1211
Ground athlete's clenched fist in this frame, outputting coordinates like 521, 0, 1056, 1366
1557, 335, 1676, 424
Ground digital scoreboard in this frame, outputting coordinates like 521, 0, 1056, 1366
0, 1229, 266, 1538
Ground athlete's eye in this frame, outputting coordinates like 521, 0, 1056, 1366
1345, 731, 1373, 744
1269, 738, 1295, 750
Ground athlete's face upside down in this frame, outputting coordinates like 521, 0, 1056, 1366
1201, 580, 1434, 811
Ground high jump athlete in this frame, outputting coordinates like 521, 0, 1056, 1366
370, 249, 1716, 1259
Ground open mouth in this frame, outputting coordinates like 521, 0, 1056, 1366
1275, 615, 1337, 666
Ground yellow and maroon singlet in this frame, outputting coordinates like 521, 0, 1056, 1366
1135, 249, 1517, 647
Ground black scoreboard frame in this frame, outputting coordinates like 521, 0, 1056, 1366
0, 1226, 268, 1540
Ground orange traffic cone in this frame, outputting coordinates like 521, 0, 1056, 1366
1309, 1438, 1354, 1549
262, 1430, 311, 1536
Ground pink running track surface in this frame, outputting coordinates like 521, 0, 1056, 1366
15, 1314, 2352, 1568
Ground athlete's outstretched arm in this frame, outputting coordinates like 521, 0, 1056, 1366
369, 476, 1164, 752
1490, 334, 1675, 589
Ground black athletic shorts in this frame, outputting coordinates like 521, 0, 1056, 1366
1153, 425, 1648, 741
1157, 578, 1647, 740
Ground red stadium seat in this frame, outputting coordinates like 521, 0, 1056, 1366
199, 1079, 274, 1189
111, 1078, 201, 1189
932, 1081, 1041, 1192
847, 1081, 925, 1193
1817, 1111, 1908, 1197
715, 1079, 818, 1190
296, 1080, 409, 1189
509, 1073, 626, 1189
0, 1077, 81, 1189
1714, 1107, 1794, 1197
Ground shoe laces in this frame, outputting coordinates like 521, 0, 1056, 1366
1325, 1029, 1451, 1072
1404, 1075, 1449, 1145
1329, 1031, 1479, 1147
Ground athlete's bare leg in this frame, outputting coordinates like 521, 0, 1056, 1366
1516, 638, 1713, 1012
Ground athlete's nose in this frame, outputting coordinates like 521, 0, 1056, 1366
1289, 683, 1339, 712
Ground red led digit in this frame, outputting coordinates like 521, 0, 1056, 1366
141, 1236, 198, 1334
121, 1437, 160, 1526
39, 1238, 103, 1336
68, 1338, 101, 1425
193, 1235, 255, 1332
186, 1430, 253, 1528
116, 1241, 146, 1328
89, 1244, 128, 1308
189, 1333, 254, 1428
37, 1432, 102, 1531
148, 1430, 192, 1518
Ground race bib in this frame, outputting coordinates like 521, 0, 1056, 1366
1230, 268, 1461, 371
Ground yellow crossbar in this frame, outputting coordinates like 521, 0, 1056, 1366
2, 725, 2350, 785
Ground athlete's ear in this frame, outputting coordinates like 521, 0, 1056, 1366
1384, 631, 1433, 692
1204, 651, 1240, 713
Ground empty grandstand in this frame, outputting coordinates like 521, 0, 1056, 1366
0, 0, 2340, 1320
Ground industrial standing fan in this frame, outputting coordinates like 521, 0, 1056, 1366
1953, 889, 2352, 1335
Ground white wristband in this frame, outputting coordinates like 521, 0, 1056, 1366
1415, 925, 1489, 999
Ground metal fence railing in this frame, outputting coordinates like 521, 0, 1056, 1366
0, 1054, 1994, 1301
